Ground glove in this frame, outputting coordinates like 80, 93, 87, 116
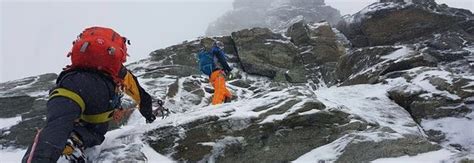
141, 104, 157, 124
227, 69, 238, 80
146, 115, 156, 124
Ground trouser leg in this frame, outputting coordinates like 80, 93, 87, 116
211, 70, 232, 105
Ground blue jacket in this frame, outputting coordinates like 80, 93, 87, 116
211, 46, 233, 73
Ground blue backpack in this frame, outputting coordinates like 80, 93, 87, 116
198, 50, 215, 76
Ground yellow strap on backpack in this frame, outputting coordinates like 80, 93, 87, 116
80, 110, 115, 124
50, 88, 86, 113
49, 88, 114, 124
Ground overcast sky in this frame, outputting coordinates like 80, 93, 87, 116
1, 0, 472, 82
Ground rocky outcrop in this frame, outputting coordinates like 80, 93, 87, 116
337, 0, 474, 47
1, 0, 473, 162
0, 73, 56, 148
386, 67, 474, 121
286, 21, 345, 85
206, 0, 341, 36
231, 27, 307, 83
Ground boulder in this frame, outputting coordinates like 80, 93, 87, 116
286, 21, 345, 85
388, 81, 472, 123
336, 46, 399, 85
232, 27, 306, 83
337, 1, 472, 47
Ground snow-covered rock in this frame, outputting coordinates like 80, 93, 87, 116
1, 1, 473, 162
205, 0, 341, 36
337, 0, 474, 47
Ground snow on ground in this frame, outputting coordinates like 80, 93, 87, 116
79, 74, 303, 162
315, 84, 420, 136
294, 83, 431, 162
421, 112, 474, 151
386, 67, 461, 100
0, 116, 22, 130
142, 144, 175, 163
293, 134, 354, 162
0, 148, 26, 162
381, 46, 412, 60
371, 149, 455, 163
200, 136, 246, 163
348, 45, 416, 81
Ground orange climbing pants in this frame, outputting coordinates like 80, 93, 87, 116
210, 70, 232, 105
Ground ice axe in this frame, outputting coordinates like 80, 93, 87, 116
152, 100, 170, 119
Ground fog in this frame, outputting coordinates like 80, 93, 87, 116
1, 0, 472, 82
1, 0, 233, 82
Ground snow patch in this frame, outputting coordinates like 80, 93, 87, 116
315, 84, 420, 136
259, 99, 305, 124
0, 148, 26, 162
142, 144, 175, 163
381, 46, 412, 60
298, 109, 320, 115
293, 135, 353, 162
371, 149, 455, 163
421, 112, 474, 151
307, 21, 329, 30
411, 69, 460, 100
0, 116, 22, 130
265, 39, 292, 44
202, 136, 245, 163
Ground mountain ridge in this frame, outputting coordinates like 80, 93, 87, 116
1, 0, 473, 162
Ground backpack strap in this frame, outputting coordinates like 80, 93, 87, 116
49, 87, 115, 124
50, 88, 86, 113
80, 110, 115, 124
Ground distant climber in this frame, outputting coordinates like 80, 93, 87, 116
198, 40, 235, 105
22, 27, 164, 162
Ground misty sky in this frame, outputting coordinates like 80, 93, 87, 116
1, 0, 472, 82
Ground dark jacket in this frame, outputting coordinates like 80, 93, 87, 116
22, 68, 154, 163
211, 46, 233, 73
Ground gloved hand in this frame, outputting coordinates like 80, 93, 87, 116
145, 115, 156, 124
145, 100, 164, 123
141, 102, 157, 124
227, 69, 238, 80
